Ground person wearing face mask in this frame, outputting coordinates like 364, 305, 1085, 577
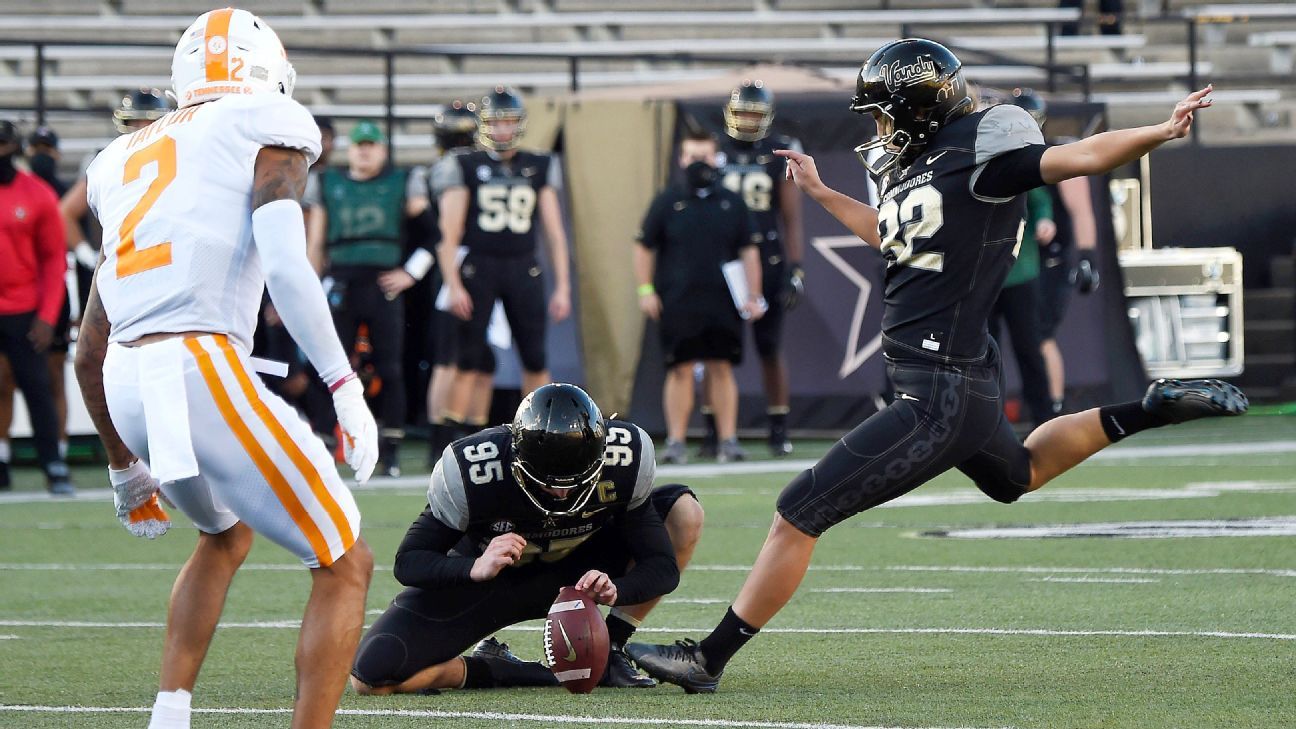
635, 128, 765, 465
304, 119, 435, 477
26, 126, 66, 197
0, 119, 71, 494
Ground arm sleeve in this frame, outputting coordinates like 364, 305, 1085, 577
241, 95, 322, 165
33, 184, 67, 325
250, 200, 350, 385
431, 155, 465, 197
545, 154, 564, 191
427, 450, 470, 531
970, 104, 1047, 201
610, 501, 680, 607
391, 506, 477, 589
634, 195, 666, 250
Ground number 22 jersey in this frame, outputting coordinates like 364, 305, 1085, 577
86, 92, 322, 350
875, 103, 1045, 364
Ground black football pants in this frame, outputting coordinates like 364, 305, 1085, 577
330, 269, 406, 431
776, 341, 1032, 537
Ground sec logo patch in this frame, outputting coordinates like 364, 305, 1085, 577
207, 36, 227, 55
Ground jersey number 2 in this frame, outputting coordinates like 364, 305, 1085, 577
116, 136, 176, 279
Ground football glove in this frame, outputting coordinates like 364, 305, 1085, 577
1073, 249, 1100, 294
332, 376, 379, 484
109, 460, 170, 540
782, 265, 806, 310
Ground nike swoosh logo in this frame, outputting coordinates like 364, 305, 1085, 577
558, 621, 578, 662
1108, 416, 1126, 436
897, 393, 920, 402
927, 151, 948, 165
580, 509, 608, 519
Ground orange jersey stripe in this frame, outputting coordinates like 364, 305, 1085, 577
184, 336, 335, 566
213, 336, 357, 554
203, 8, 234, 83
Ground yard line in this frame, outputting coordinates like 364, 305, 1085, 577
1033, 577, 1161, 584
0, 635, 17, 640
881, 565, 1296, 578
3, 619, 1292, 641
0, 705, 1007, 729
811, 588, 953, 594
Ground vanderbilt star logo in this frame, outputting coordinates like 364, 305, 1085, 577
812, 235, 883, 379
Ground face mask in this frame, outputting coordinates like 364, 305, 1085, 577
684, 160, 717, 190
0, 151, 15, 185
29, 153, 56, 181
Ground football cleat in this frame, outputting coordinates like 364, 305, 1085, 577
626, 639, 721, 694
601, 644, 656, 688
470, 636, 520, 663
716, 438, 746, 464
661, 440, 688, 465
1142, 379, 1248, 424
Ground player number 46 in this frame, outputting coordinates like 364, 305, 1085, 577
463, 441, 504, 485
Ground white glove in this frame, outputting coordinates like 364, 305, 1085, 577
332, 376, 378, 484
109, 460, 170, 539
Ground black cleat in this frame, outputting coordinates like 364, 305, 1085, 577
470, 636, 521, 663
601, 644, 656, 688
0, 461, 10, 491
626, 639, 721, 694
1142, 379, 1248, 424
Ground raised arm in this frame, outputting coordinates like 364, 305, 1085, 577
1041, 86, 1211, 185
775, 148, 881, 248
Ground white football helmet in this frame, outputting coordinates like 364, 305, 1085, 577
171, 7, 296, 109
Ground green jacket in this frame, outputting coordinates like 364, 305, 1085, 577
322, 166, 409, 268
1003, 186, 1053, 288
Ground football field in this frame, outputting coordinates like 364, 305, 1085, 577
1, 416, 1294, 729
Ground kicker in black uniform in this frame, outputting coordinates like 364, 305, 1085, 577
628, 38, 1247, 694
714, 80, 806, 457
351, 383, 704, 694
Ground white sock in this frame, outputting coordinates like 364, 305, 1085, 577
0, 439, 9, 463
147, 688, 192, 729
58, 439, 68, 459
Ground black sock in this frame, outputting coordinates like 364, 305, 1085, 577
697, 607, 759, 675
1099, 400, 1169, 443
460, 656, 495, 688
702, 409, 717, 445
606, 612, 638, 648
768, 410, 788, 439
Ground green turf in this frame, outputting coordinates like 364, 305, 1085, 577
2, 416, 1295, 728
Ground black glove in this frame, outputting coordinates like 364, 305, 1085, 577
782, 264, 806, 310
1072, 249, 1100, 294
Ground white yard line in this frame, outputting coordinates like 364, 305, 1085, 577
1032, 577, 1161, 584
0, 705, 1005, 729
1, 619, 1291, 641
811, 588, 953, 594
0, 635, 17, 640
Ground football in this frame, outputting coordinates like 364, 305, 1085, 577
543, 586, 609, 693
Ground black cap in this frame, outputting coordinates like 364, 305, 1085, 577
314, 115, 335, 134
0, 120, 18, 144
29, 125, 58, 148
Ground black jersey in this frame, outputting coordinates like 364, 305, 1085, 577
432, 149, 560, 257
875, 104, 1046, 364
721, 134, 801, 260
427, 420, 655, 564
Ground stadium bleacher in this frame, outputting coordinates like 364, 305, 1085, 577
0, 1, 1293, 162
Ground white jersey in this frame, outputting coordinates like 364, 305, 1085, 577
87, 92, 321, 349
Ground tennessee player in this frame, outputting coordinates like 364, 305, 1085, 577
73, 9, 377, 729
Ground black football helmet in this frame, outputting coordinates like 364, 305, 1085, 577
724, 80, 775, 142
434, 99, 479, 152
1010, 87, 1047, 126
510, 383, 607, 518
477, 86, 527, 151
113, 87, 172, 133
850, 38, 973, 176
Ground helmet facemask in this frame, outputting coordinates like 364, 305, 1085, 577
850, 102, 912, 177
723, 102, 774, 143
511, 456, 603, 519
478, 112, 526, 151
